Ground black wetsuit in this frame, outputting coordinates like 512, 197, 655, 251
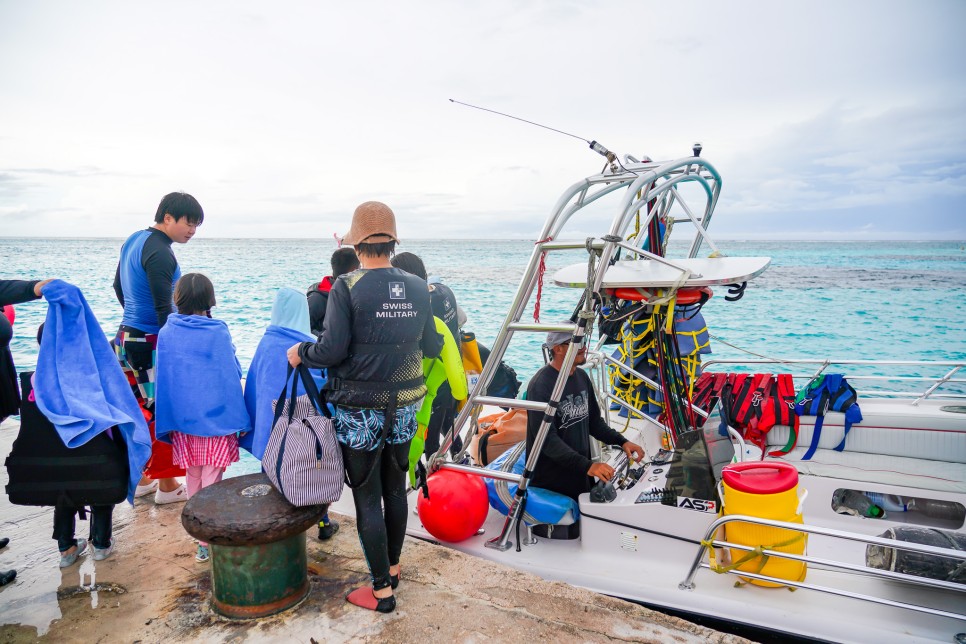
429, 283, 460, 347
0, 280, 41, 421
526, 365, 627, 500
424, 282, 461, 455
306, 277, 335, 339
298, 267, 442, 591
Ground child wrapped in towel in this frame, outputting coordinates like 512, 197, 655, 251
32, 280, 153, 568
154, 274, 250, 563
33, 280, 152, 503
242, 287, 334, 539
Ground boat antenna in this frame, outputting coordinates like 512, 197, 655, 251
449, 98, 617, 164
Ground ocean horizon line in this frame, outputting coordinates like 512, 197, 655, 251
1, 236, 963, 243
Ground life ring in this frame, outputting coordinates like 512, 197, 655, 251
608, 286, 712, 305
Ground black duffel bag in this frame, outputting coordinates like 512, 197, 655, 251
5, 371, 128, 507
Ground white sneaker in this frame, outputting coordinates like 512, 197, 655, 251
59, 539, 88, 568
154, 483, 187, 505
92, 539, 115, 562
134, 480, 159, 498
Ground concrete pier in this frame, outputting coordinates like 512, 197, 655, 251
0, 419, 746, 643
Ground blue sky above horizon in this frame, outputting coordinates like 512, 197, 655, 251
1, 1, 964, 241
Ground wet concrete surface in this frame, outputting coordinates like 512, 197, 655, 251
0, 418, 747, 643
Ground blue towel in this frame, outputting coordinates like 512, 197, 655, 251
33, 280, 152, 504
155, 313, 250, 442
268, 287, 313, 338
241, 325, 325, 459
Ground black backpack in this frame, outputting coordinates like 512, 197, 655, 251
5, 372, 129, 507
477, 343, 522, 401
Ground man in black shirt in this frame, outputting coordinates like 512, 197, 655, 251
526, 328, 644, 501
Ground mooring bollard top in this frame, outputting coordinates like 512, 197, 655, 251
181, 472, 326, 546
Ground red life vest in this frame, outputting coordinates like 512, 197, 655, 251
694, 372, 799, 454
317, 276, 335, 294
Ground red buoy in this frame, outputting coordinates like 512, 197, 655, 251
416, 470, 489, 543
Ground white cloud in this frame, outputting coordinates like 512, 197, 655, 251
0, 0, 964, 239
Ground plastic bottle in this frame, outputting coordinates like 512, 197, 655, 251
832, 489, 884, 518
460, 332, 484, 396
866, 493, 908, 513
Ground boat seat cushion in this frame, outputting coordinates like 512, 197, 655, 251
759, 400, 966, 493
484, 444, 579, 526
764, 399, 966, 464
769, 448, 966, 493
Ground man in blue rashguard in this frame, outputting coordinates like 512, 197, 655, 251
113, 192, 204, 505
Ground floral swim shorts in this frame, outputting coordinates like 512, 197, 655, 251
334, 403, 419, 451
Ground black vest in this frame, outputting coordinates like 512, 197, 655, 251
5, 371, 129, 507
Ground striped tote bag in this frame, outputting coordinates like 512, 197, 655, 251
262, 365, 343, 506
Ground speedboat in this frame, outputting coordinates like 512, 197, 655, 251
399, 147, 966, 643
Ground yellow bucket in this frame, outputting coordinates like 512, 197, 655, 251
720, 462, 807, 587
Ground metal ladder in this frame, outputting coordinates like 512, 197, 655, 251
431, 154, 724, 551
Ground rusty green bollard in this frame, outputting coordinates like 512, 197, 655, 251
181, 472, 326, 619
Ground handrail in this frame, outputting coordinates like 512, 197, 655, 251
679, 514, 966, 621
437, 462, 522, 483
701, 358, 966, 402
430, 155, 726, 551
438, 156, 722, 461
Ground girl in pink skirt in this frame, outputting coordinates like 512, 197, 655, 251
155, 273, 251, 562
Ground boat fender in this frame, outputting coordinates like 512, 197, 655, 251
866, 526, 966, 585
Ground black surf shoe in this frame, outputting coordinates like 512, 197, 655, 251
0, 570, 16, 586
318, 519, 340, 541
0, 537, 9, 549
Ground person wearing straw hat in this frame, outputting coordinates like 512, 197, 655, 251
288, 201, 442, 613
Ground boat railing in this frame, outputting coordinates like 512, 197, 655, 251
701, 358, 966, 403
679, 514, 966, 622
429, 155, 727, 551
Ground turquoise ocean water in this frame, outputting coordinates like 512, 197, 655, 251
2, 238, 965, 386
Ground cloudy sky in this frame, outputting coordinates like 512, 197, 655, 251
1, 1, 963, 240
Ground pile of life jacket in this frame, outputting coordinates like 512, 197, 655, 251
692, 372, 861, 460
693, 372, 798, 455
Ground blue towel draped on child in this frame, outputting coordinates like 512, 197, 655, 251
33, 280, 152, 503
242, 288, 324, 459
269, 286, 313, 339
154, 313, 250, 442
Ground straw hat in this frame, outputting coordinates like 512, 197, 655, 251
342, 201, 400, 245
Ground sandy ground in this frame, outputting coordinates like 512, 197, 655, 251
0, 418, 747, 643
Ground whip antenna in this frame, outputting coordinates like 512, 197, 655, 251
449, 98, 616, 163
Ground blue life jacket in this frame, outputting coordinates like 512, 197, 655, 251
794, 374, 862, 460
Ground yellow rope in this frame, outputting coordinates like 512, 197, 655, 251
701, 531, 807, 589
